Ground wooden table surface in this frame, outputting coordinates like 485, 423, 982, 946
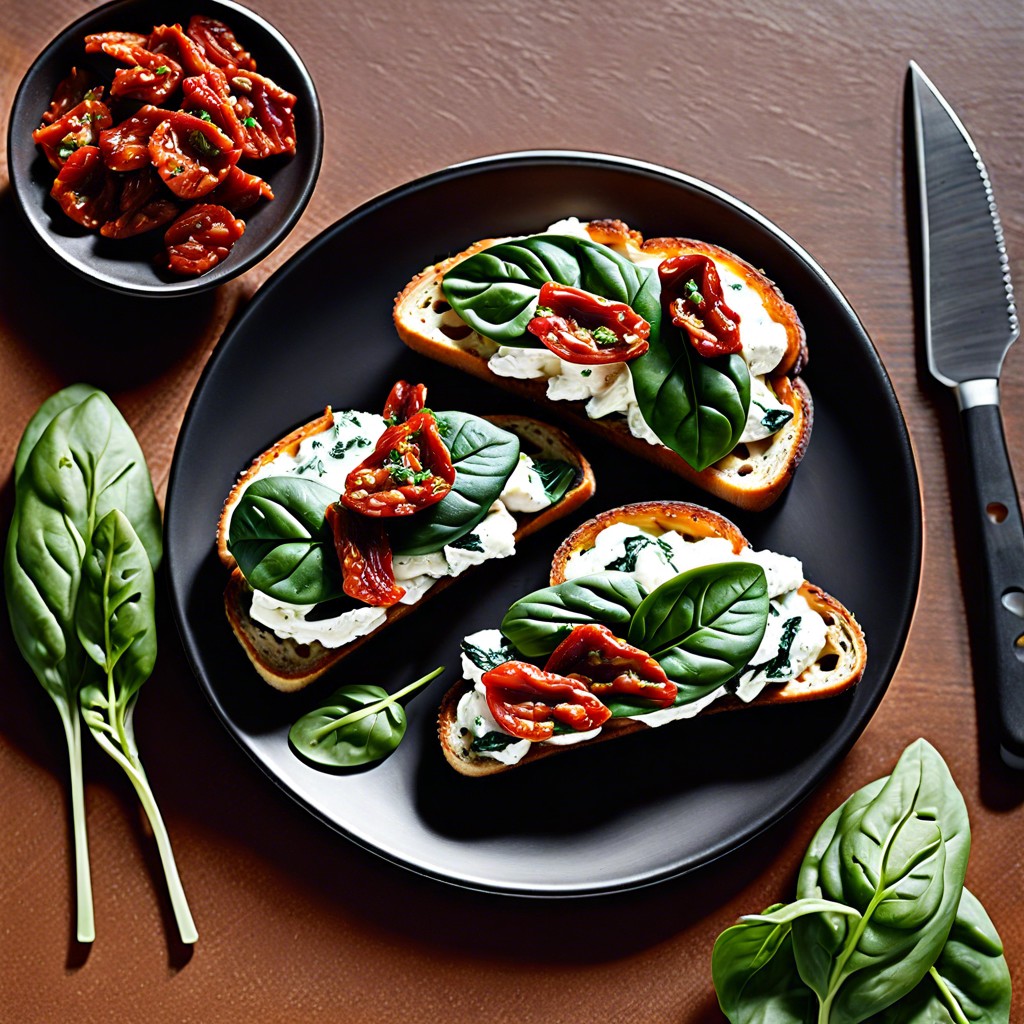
2, 1, 1022, 1020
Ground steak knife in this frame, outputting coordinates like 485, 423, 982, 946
908, 61, 1024, 768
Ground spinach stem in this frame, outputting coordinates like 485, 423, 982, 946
59, 702, 94, 943
310, 666, 445, 742
929, 966, 970, 1024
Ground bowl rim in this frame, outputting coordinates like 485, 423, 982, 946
6, 0, 324, 298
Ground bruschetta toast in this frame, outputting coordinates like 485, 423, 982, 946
438, 501, 865, 775
394, 218, 812, 511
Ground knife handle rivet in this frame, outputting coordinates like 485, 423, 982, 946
986, 502, 1009, 524
1001, 589, 1024, 618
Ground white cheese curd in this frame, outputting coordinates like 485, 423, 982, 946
501, 453, 550, 513
482, 220, 793, 456
454, 689, 531, 765
248, 590, 387, 649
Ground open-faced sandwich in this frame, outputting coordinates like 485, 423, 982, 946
394, 217, 811, 510
439, 501, 866, 775
218, 380, 595, 691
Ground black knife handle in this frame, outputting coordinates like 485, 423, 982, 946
960, 400, 1024, 766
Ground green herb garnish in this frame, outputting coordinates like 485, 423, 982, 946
683, 279, 704, 305
188, 129, 221, 159
242, 116, 259, 128
592, 325, 618, 346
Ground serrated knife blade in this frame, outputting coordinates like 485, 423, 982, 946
908, 61, 1024, 768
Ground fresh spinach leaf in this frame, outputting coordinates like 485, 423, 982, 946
76, 509, 196, 944
629, 330, 751, 472
606, 534, 676, 573
289, 667, 444, 769
450, 532, 484, 552
529, 457, 576, 505
792, 739, 971, 1023
228, 475, 344, 604
442, 234, 652, 346
389, 411, 520, 556
500, 572, 647, 658
471, 731, 519, 753
461, 636, 517, 671
627, 563, 769, 700
13, 383, 99, 485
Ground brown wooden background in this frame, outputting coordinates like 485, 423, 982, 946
2, 0, 1022, 1020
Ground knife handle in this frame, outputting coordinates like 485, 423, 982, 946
960, 398, 1024, 767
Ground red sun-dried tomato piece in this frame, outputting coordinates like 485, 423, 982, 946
181, 69, 248, 150
186, 15, 257, 71
226, 70, 297, 158
659, 255, 742, 358
325, 503, 406, 608
544, 623, 677, 707
97, 104, 166, 172
526, 281, 650, 365
481, 662, 612, 742
148, 23, 216, 75
50, 146, 117, 230
88, 39, 183, 104
33, 99, 112, 170
162, 203, 245, 276
83, 30, 149, 50
148, 111, 239, 199
341, 411, 455, 518
100, 167, 178, 239
382, 381, 427, 424
206, 164, 273, 212
40, 68, 102, 126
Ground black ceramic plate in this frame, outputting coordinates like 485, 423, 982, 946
7, 0, 322, 297
166, 151, 921, 896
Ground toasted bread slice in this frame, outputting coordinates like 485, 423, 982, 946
394, 219, 812, 512
438, 500, 866, 775
220, 411, 595, 693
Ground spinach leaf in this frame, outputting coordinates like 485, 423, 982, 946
13, 383, 99, 485
389, 411, 520, 556
289, 667, 444, 769
76, 510, 196, 944
627, 563, 769, 700
442, 234, 652, 346
471, 731, 519, 753
607, 534, 676, 573
792, 739, 971, 1023
629, 330, 751, 472
873, 887, 1011, 1024
500, 572, 647, 658
461, 635, 518, 672
530, 457, 576, 505
228, 475, 344, 604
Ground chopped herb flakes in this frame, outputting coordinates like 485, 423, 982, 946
328, 436, 370, 459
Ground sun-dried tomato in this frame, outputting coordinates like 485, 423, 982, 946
659, 255, 742, 358
206, 164, 273, 212
40, 68, 102, 125
83, 30, 149, 49
481, 662, 612, 742
382, 381, 428, 424
50, 146, 118, 230
148, 111, 239, 199
161, 203, 245, 276
100, 168, 178, 239
181, 69, 247, 150
544, 624, 677, 707
96, 104, 165, 171
325, 503, 406, 608
186, 15, 257, 71
148, 23, 216, 75
33, 99, 112, 170
85, 38, 183, 104
341, 411, 455, 518
227, 70, 297, 158
526, 281, 650, 364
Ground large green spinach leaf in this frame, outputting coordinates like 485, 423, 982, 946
13, 383, 99, 485
76, 509, 196, 944
500, 572, 647, 658
792, 739, 971, 1024
442, 234, 652, 346
627, 563, 769, 700
389, 411, 520, 556
228, 475, 344, 604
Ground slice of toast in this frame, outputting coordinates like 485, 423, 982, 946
438, 500, 866, 776
394, 219, 812, 512
219, 411, 596, 693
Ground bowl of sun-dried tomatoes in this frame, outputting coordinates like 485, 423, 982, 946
8, 0, 322, 295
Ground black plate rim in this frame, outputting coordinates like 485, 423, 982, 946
165, 149, 923, 896
7, 0, 324, 298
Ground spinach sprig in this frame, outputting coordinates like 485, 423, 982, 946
711, 739, 1011, 1023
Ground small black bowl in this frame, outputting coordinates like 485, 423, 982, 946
7, 0, 323, 296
